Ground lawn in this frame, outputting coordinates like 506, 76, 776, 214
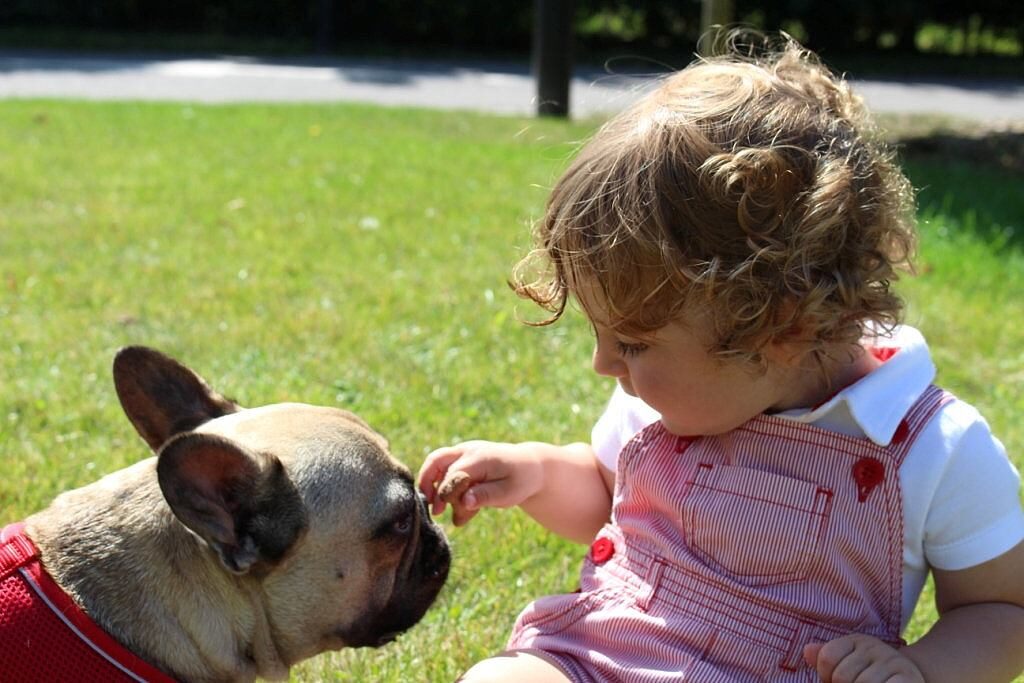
0, 100, 1021, 681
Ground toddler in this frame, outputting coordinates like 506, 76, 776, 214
419, 38, 1024, 682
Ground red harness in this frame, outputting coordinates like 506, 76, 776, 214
0, 523, 178, 683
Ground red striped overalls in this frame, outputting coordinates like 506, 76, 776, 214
508, 385, 950, 682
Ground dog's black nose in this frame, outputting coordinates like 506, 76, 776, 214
415, 490, 450, 583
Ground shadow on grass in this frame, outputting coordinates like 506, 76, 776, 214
899, 129, 1024, 175
899, 128, 1024, 250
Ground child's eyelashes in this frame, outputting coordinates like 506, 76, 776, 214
615, 341, 649, 357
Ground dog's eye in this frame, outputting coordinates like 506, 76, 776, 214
392, 513, 413, 536
372, 508, 416, 541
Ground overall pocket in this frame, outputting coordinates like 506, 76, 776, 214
680, 463, 832, 587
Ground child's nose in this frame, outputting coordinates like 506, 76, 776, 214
592, 343, 626, 378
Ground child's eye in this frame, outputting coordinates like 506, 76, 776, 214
615, 341, 648, 357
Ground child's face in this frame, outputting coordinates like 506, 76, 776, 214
585, 303, 801, 437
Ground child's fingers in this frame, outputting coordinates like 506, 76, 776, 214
417, 446, 465, 500
805, 637, 854, 682
419, 441, 516, 520
802, 642, 823, 669
805, 634, 912, 683
828, 651, 871, 683
437, 469, 483, 526
446, 482, 487, 526
450, 501, 480, 527
461, 479, 517, 510
430, 494, 448, 517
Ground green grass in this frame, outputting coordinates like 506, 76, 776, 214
0, 101, 1021, 681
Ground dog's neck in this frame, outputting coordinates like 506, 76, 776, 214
235, 574, 291, 680
25, 458, 293, 683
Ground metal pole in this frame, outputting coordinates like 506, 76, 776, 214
532, 0, 574, 117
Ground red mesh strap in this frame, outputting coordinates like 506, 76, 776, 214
0, 523, 35, 581
0, 523, 178, 682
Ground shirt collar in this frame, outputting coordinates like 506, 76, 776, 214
777, 325, 936, 445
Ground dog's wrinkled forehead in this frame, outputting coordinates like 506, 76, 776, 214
197, 403, 396, 469
195, 403, 413, 518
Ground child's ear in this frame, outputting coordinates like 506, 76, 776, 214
762, 336, 813, 368
761, 298, 812, 367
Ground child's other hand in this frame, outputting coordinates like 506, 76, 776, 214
417, 441, 543, 526
803, 634, 924, 683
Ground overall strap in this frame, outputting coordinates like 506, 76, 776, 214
887, 385, 954, 467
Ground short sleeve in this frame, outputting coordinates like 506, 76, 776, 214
923, 410, 1024, 571
591, 384, 660, 471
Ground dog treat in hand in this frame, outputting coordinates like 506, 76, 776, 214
438, 471, 472, 505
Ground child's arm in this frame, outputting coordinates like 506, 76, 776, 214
805, 540, 1024, 682
418, 440, 614, 544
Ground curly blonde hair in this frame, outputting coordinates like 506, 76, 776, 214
513, 36, 916, 369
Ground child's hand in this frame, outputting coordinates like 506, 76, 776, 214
803, 634, 924, 683
417, 441, 544, 526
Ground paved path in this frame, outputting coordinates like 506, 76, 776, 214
1, 51, 1022, 122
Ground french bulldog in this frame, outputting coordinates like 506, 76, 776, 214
0, 346, 450, 682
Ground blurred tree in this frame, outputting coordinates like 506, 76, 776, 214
0, 0, 1018, 61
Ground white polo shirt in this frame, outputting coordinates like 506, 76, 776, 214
591, 325, 1024, 629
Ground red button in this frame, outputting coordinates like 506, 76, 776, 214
590, 537, 614, 564
852, 457, 885, 502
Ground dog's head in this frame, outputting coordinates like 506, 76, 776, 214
112, 346, 450, 661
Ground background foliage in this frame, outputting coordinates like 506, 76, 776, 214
1, 0, 1020, 66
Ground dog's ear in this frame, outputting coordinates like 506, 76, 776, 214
113, 346, 240, 451
157, 433, 307, 575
